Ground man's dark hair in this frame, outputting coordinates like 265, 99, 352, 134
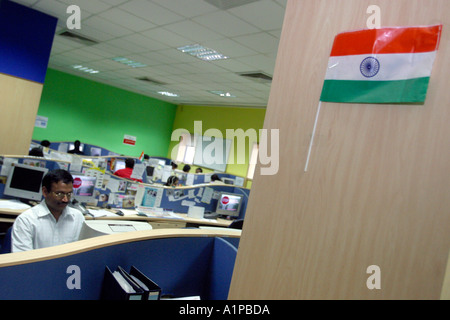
28, 147, 44, 157
125, 158, 135, 169
182, 164, 191, 172
40, 140, 51, 147
42, 169, 73, 191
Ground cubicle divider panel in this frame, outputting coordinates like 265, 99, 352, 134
157, 185, 250, 219
0, 235, 239, 300
206, 237, 239, 300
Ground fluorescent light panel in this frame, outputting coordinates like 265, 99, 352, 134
71, 65, 99, 74
177, 44, 228, 61
112, 57, 147, 68
158, 91, 179, 97
209, 90, 236, 97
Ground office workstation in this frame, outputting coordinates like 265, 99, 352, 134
1, 0, 449, 302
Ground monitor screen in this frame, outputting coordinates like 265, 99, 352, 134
90, 147, 102, 156
146, 166, 155, 177
222, 177, 235, 185
3, 163, 48, 201
69, 143, 84, 152
72, 174, 96, 203
215, 192, 243, 218
114, 159, 126, 172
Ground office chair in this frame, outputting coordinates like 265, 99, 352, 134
0, 227, 12, 254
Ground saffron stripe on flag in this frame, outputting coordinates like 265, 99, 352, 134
320, 77, 431, 103
330, 25, 442, 56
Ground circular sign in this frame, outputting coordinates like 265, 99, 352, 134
360, 56, 380, 78
73, 177, 82, 188
221, 196, 230, 205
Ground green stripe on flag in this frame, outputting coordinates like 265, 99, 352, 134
320, 77, 430, 103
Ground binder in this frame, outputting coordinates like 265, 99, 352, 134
129, 266, 161, 300
101, 266, 144, 300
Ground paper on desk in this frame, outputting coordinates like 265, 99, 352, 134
136, 206, 183, 219
119, 209, 138, 216
131, 163, 145, 180
88, 209, 117, 218
0, 199, 31, 209
0, 158, 17, 176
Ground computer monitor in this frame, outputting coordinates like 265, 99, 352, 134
114, 159, 126, 171
146, 166, 155, 177
78, 220, 153, 240
3, 163, 48, 201
90, 147, 102, 156
69, 142, 84, 152
72, 174, 96, 203
221, 177, 235, 185
215, 192, 243, 218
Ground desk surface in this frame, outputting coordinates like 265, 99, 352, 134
0, 201, 232, 227
89, 213, 232, 227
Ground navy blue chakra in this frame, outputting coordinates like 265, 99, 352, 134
360, 57, 380, 78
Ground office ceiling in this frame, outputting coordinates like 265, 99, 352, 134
12, 0, 287, 108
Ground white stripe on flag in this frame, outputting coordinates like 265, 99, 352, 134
324, 52, 437, 81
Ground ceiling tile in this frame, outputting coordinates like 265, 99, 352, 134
192, 10, 260, 37
164, 20, 224, 43
98, 7, 155, 32
58, 0, 111, 14
228, 0, 286, 31
151, 0, 218, 18
119, 0, 184, 25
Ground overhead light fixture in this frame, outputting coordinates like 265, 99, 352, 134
177, 44, 228, 61
158, 91, 179, 97
112, 57, 147, 68
208, 90, 236, 97
71, 64, 99, 74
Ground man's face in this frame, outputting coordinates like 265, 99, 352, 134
42, 181, 73, 213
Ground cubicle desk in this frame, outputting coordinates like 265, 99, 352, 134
0, 228, 240, 299
89, 212, 232, 229
0, 204, 232, 229
0, 207, 21, 223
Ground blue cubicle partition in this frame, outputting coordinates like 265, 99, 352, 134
0, 235, 238, 300
32, 140, 172, 164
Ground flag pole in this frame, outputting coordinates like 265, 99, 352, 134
304, 100, 322, 172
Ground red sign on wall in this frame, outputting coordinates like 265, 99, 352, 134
123, 134, 136, 146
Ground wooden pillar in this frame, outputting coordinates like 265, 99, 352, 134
229, 0, 450, 299
0, 1, 56, 155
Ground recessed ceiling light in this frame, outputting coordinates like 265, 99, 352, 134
112, 57, 147, 68
158, 91, 179, 97
71, 64, 99, 74
208, 90, 236, 97
177, 44, 228, 61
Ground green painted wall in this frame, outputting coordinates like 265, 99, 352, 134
168, 105, 266, 177
32, 69, 177, 157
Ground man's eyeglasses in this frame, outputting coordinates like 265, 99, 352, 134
51, 191, 73, 199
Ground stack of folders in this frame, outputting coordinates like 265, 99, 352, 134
101, 266, 161, 300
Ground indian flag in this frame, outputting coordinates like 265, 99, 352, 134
320, 25, 442, 104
